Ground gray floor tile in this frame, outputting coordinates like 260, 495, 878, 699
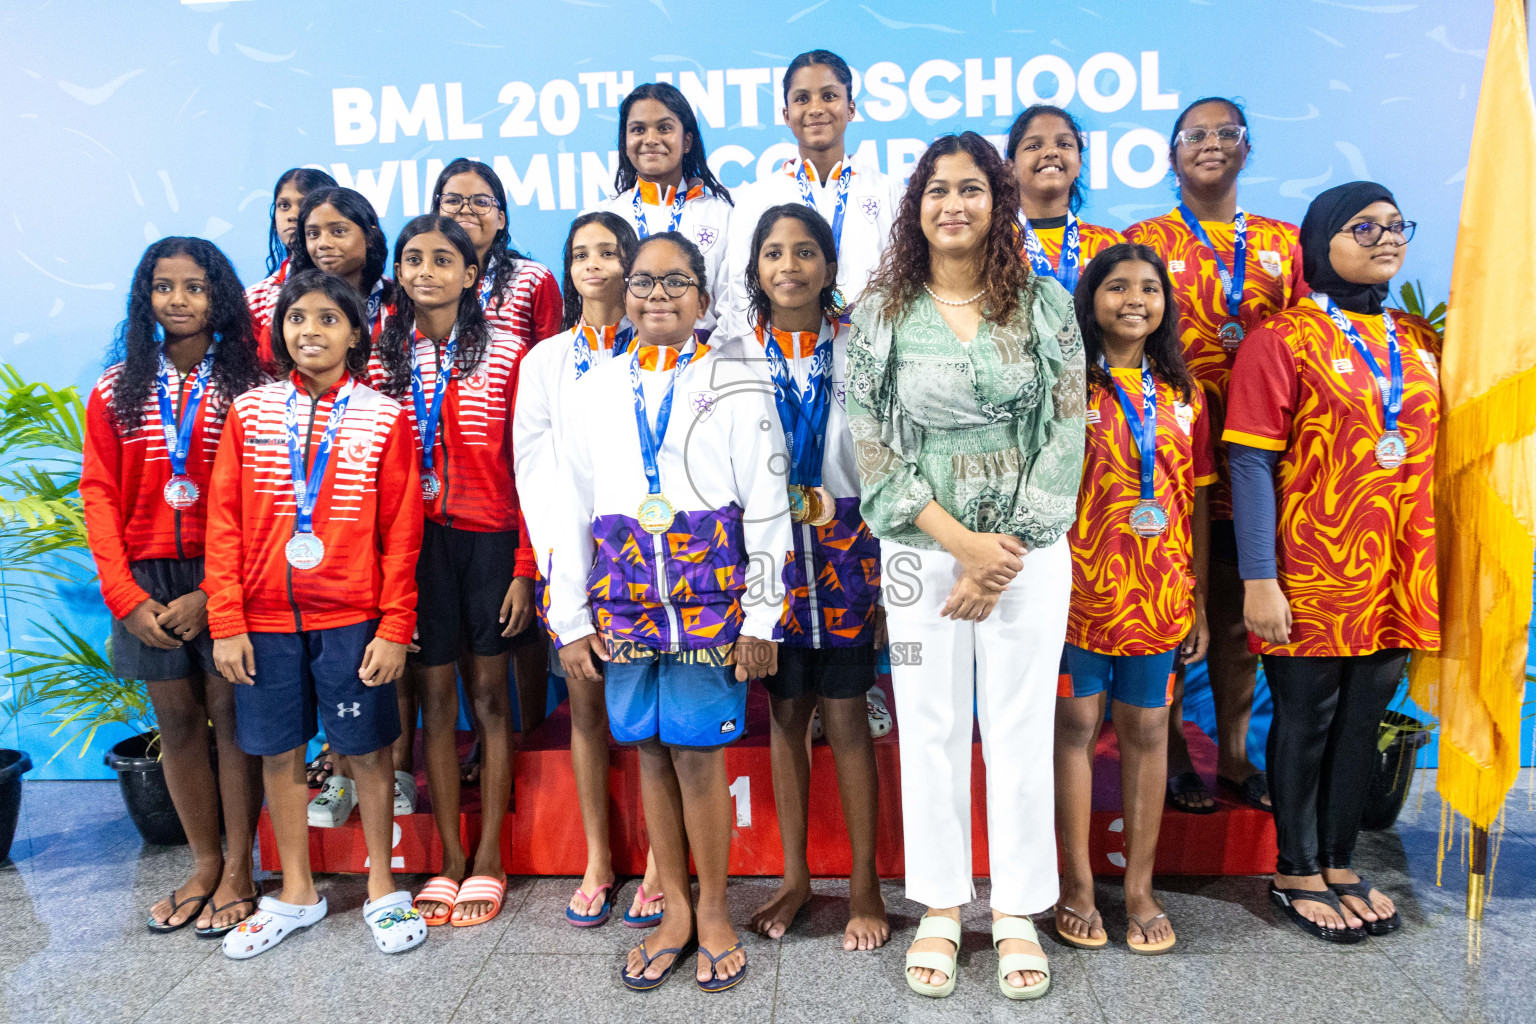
0, 948, 212, 1024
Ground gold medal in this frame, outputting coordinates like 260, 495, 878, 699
637, 493, 675, 535
787, 485, 810, 524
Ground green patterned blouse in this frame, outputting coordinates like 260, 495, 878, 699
845, 281, 1086, 551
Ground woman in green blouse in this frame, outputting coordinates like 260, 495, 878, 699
847, 131, 1085, 1001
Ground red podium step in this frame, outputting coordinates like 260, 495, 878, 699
258, 681, 1275, 877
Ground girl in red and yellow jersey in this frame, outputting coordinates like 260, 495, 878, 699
1225, 182, 1434, 945
82, 237, 266, 937
245, 167, 337, 360
1054, 244, 1213, 956
367, 215, 527, 929
1007, 104, 1125, 293
206, 270, 425, 960
1125, 97, 1303, 815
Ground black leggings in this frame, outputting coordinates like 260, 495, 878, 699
1264, 649, 1408, 876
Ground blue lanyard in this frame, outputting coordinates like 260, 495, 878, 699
1176, 204, 1247, 319
155, 341, 218, 476
285, 379, 355, 535
795, 160, 853, 259
1100, 355, 1159, 502
632, 182, 687, 239
365, 279, 386, 338
409, 328, 457, 475
571, 321, 635, 380
761, 322, 835, 488
629, 345, 700, 495
1021, 212, 1082, 294
477, 257, 498, 309
1314, 293, 1403, 432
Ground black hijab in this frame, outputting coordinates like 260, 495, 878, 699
1299, 181, 1397, 315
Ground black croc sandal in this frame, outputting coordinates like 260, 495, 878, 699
1268, 884, 1367, 944
1328, 878, 1400, 936
1166, 770, 1217, 814
1220, 772, 1273, 813
195, 882, 263, 939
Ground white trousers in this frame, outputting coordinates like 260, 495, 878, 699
882, 537, 1070, 915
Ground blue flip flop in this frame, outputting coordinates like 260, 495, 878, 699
697, 942, 748, 993
620, 937, 697, 992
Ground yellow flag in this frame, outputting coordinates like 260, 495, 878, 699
1408, 0, 1536, 829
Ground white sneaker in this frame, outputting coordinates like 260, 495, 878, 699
307, 775, 356, 827
392, 770, 417, 816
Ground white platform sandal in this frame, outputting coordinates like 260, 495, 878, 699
222, 895, 327, 959
992, 916, 1051, 1000
307, 775, 356, 828
365, 890, 427, 954
905, 914, 961, 998
392, 771, 418, 816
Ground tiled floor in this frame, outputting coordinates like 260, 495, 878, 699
3, 770, 1533, 1023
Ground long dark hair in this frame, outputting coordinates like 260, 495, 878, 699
269, 269, 372, 380
1073, 243, 1193, 403
265, 167, 336, 274
613, 83, 732, 205
430, 157, 532, 308
866, 132, 1032, 326
1168, 96, 1250, 195
108, 237, 263, 433
373, 216, 493, 400
1006, 104, 1087, 215
287, 186, 391, 301
744, 204, 841, 330
560, 211, 639, 331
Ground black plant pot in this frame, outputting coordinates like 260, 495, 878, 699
1361, 711, 1432, 831
0, 749, 33, 863
104, 732, 187, 846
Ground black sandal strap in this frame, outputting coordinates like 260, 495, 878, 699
1166, 771, 1217, 812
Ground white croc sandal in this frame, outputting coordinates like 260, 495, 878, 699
905, 914, 961, 998
866, 686, 893, 738
993, 916, 1050, 1000
307, 775, 356, 828
365, 890, 427, 954
392, 771, 418, 816
222, 895, 327, 959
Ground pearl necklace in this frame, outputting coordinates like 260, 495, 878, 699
923, 283, 985, 306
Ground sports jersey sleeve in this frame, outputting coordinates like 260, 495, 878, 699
504, 354, 538, 581
529, 273, 563, 345
203, 407, 248, 639
729, 381, 794, 642
1191, 392, 1217, 487
546, 386, 598, 647
373, 412, 425, 645
720, 184, 767, 342
80, 385, 149, 620
1222, 324, 1298, 451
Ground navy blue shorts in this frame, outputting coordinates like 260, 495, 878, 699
604, 644, 747, 750
234, 620, 400, 757
1058, 643, 1179, 709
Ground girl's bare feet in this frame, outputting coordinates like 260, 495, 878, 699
844, 879, 888, 950
751, 877, 809, 939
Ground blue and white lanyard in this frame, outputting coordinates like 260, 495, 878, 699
795, 160, 853, 259
365, 279, 386, 338
632, 183, 687, 240
1314, 293, 1403, 432
1176, 204, 1247, 319
761, 323, 835, 488
1100, 354, 1159, 502
284, 379, 355, 535
629, 346, 700, 495
571, 322, 636, 380
1021, 212, 1082, 294
477, 257, 498, 309
155, 341, 218, 476
409, 328, 458, 477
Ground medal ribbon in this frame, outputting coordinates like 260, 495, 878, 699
571, 321, 636, 380
758, 321, 834, 488
632, 182, 687, 240
155, 340, 218, 478
1021, 212, 1082, 294
285, 378, 356, 536
1176, 204, 1247, 319
409, 327, 458, 478
1099, 355, 1159, 503
795, 160, 853, 259
1313, 293, 1403, 433
365, 279, 386, 338
629, 344, 701, 496
477, 258, 497, 309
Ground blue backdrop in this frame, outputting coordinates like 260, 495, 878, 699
2, 0, 1529, 776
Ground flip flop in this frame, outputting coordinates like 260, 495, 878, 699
696, 942, 748, 993
1220, 772, 1273, 813
623, 882, 665, 928
146, 889, 213, 933
1166, 770, 1217, 814
222, 895, 328, 959
364, 890, 427, 954
1268, 883, 1367, 944
450, 875, 506, 927
621, 936, 697, 992
413, 876, 461, 927
905, 914, 961, 999
1053, 904, 1108, 949
1328, 877, 1401, 936
565, 882, 613, 927
993, 916, 1051, 1001
194, 882, 263, 939
1127, 908, 1177, 955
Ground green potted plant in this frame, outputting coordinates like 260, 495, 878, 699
0, 365, 186, 846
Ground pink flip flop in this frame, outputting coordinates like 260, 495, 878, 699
564, 882, 613, 927
623, 882, 665, 928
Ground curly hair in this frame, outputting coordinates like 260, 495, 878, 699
744, 203, 841, 330
430, 158, 533, 309
1006, 104, 1087, 215
108, 237, 264, 434
1073, 242, 1194, 404
614, 83, 733, 205
865, 132, 1032, 326
264, 167, 336, 275
268, 269, 373, 381
559, 211, 639, 331
287, 186, 391, 302
373, 216, 493, 401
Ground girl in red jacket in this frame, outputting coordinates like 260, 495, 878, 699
206, 270, 426, 959
82, 237, 266, 937
245, 167, 337, 365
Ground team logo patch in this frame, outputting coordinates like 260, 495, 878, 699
343, 436, 369, 465
833, 380, 847, 409
1173, 402, 1195, 436
694, 225, 719, 252
690, 389, 717, 421
860, 197, 880, 222
1416, 348, 1439, 380
462, 371, 488, 393
1332, 357, 1355, 374
1168, 260, 1186, 274
719, 718, 737, 734
1085, 409, 1101, 424
1258, 250, 1283, 278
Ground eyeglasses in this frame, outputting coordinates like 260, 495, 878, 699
1174, 125, 1248, 148
626, 273, 699, 298
1339, 220, 1416, 247
438, 193, 500, 214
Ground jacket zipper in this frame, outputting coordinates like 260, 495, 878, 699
287, 390, 320, 632
799, 522, 821, 648
172, 374, 188, 560
652, 531, 680, 652
437, 341, 453, 526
